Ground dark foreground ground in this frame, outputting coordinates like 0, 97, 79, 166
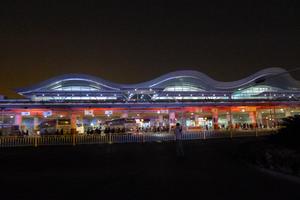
0, 138, 299, 200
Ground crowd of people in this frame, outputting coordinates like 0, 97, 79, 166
0, 121, 280, 137
84, 125, 171, 135
230, 122, 280, 130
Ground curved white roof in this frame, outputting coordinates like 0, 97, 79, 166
16, 67, 300, 94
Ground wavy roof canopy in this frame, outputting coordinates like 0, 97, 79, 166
16, 67, 300, 95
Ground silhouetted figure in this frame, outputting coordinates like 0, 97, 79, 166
175, 123, 184, 157
60, 129, 63, 135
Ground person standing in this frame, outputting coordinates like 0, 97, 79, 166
175, 123, 184, 157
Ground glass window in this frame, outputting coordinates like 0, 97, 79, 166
163, 85, 204, 92
232, 85, 280, 99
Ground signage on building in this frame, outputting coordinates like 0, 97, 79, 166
105, 110, 113, 115
84, 110, 94, 116
43, 111, 52, 117
21, 112, 30, 116
157, 110, 169, 114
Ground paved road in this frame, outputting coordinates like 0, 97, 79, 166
0, 138, 299, 200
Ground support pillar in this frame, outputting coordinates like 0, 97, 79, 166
194, 114, 199, 129
158, 115, 163, 124
257, 111, 263, 128
249, 111, 257, 127
180, 110, 185, 129
169, 112, 176, 132
14, 114, 22, 126
273, 107, 278, 128
71, 114, 77, 134
226, 111, 231, 129
33, 117, 39, 133
211, 108, 219, 130
228, 107, 233, 138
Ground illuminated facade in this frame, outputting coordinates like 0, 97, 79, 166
0, 67, 300, 135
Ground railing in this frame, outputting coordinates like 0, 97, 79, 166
0, 130, 275, 148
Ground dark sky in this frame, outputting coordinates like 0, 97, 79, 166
0, 0, 300, 97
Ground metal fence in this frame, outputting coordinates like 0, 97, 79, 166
0, 130, 275, 148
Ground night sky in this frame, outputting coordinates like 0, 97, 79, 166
0, 0, 300, 97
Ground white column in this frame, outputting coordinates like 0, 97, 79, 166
249, 111, 257, 125
169, 112, 176, 124
226, 112, 231, 128
169, 112, 176, 132
33, 117, 39, 131
257, 111, 263, 128
14, 114, 22, 126
158, 115, 163, 122
194, 114, 199, 127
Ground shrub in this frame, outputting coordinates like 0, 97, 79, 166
272, 115, 300, 149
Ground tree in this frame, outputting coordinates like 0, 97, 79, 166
273, 115, 300, 149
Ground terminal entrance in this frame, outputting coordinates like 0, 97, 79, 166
1, 106, 299, 136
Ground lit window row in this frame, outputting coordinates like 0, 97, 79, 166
51, 86, 101, 91
163, 85, 204, 92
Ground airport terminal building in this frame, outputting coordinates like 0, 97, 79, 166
0, 67, 300, 135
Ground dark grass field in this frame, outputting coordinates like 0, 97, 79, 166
0, 138, 299, 200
